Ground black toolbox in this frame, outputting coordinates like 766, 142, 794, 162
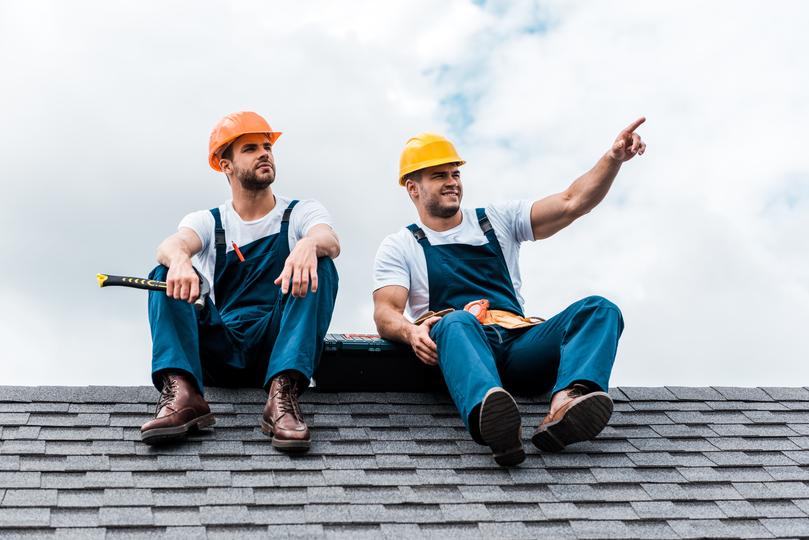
315, 334, 446, 392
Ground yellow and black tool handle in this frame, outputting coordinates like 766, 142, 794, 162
97, 274, 167, 292
97, 272, 210, 310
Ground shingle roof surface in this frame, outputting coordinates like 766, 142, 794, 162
1, 386, 809, 538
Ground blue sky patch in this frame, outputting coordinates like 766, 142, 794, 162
441, 92, 477, 137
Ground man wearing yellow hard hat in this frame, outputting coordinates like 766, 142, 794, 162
373, 119, 646, 466
142, 111, 340, 452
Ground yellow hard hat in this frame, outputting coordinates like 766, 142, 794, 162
398, 133, 465, 186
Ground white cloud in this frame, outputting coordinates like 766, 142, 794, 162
0, 1, 806, 387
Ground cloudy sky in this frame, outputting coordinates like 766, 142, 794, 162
1, 1, 807, 387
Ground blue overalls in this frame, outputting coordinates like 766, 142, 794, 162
147, 200, 338, 394
410, 208, 623, 435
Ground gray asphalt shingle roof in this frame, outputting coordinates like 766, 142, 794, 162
1, 385, 809, 538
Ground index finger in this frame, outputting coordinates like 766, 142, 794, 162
275, 266, 291, 294
622, 116, 646, 134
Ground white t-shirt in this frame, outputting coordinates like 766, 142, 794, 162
178, 195, 333, 303
373, 200, 534, 321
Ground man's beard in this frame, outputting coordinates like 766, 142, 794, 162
425, 194, 460, 219
235, 164, 275, 191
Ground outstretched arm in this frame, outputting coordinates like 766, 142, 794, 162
531, 117, 647, 240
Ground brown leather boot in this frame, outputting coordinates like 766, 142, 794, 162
141, 372, 215, 445
531, 383, 613, 452
260, 373, 310, 452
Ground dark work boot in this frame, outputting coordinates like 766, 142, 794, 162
141, 372, 214, 445
260, 373, 310, 452
479, 387, 525, 467
531, 383, 613, 452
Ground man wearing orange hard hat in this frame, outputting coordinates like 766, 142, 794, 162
373, 120, 646, 466
142, 111, 340, 453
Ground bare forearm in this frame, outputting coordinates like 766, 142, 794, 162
373, 287, 439, 366
306, 228, 341, 259
568, 153, 622, 216
375, 308, 415, 345
156, 236, 194, 267
530, 117, 645, 240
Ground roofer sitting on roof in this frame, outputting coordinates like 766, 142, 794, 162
141, 111, 340, 452
372, 120, 646, 466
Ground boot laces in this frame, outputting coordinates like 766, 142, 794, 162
155, 376, 178, 417
276, 376, 303, 422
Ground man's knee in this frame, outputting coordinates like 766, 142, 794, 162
311, 258, 338, 303
575, 296, 624, 336
149, 265, 169, 281
442, 310, 478, 325
580, 295, 621, 316
316, 257, 338, 283
432, 310, 479, 336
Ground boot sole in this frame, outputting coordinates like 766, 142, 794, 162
141, 413, 216, 445
531, 392, 613, 452
260, 418, 311, 452
479, 388, 525, 467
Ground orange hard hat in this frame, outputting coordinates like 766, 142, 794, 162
208, 111, 282, 171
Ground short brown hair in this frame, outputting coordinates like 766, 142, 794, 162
219, 143, 234, 162
402, 170, 422, 183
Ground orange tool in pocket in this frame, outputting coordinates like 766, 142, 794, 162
463, 299, 490, 323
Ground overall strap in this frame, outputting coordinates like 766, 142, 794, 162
476, 207, 508, 263
476, 207, 495, 237
278, 200, 300, 259
407, 224, 431, 247
280, 200, 299, 236
210, 207, 226, 283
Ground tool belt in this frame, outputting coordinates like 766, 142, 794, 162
413, 299, 544, 329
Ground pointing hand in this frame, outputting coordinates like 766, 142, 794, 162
609, 117, 647, 163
